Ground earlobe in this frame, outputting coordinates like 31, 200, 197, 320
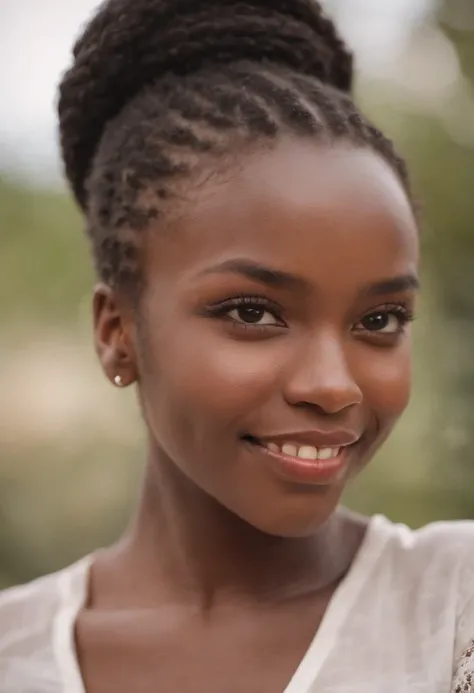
93, 283, 138, 387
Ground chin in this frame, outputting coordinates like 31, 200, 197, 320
233, 491, 343, 539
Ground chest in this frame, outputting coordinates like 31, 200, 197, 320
75, 596, 329, 693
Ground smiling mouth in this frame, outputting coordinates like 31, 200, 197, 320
243, 436, 341, 461
241, 434, 357, 484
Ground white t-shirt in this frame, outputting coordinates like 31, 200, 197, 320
1, 515, 474, 692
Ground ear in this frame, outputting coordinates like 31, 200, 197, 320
93, 283, 138, 387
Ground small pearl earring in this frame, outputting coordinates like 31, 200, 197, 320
114, 374, 124, 388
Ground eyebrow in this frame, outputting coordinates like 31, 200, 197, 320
360, 274, 420, 297
199, 259, 307, 290
199, 258, 420, 296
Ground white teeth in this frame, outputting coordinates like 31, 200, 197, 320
281, 444, 298, 457
317, 447, 337, 460
265, 442, 341, 460
297, 446, 318, 460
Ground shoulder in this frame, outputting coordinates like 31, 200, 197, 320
0, 569, 62, 643
0, 557, 90, 692
374, 517, 474, 663
375, 515, 474, 572
368, 516, 474, 616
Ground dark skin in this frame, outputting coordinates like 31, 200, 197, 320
76, 138, 419, 692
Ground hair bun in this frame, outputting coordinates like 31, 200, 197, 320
59, 0, 353, 208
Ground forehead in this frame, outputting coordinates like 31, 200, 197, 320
146, 138, 419, 288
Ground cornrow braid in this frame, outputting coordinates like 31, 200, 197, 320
58, 0, 413, 291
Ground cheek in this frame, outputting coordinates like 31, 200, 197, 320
138, 328, 287, 488
360, 341, 413, 424
165, 335, 286, 420
139, 320, 289, 443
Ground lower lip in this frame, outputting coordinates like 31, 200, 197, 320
250, 442, 351, 485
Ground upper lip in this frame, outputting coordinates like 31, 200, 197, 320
253, 430, 362, 449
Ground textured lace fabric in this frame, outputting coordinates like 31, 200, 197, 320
452, 641, 474, 692
2, 516, 474, 693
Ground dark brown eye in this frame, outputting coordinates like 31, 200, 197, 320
355, 309, 409, 335
229, 305, 278, 326
205, 295, 286, 329
362, 313, 392, 332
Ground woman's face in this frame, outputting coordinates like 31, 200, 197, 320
97, 137, 420, 537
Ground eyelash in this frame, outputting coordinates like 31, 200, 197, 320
204, 296, 415, 334
204, 295, 285, 325
358, 303, 415, 332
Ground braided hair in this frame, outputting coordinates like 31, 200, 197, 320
58, 0, 413, 291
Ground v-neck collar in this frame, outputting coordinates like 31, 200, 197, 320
284, 514, 390, 692
54, 515, 391, 693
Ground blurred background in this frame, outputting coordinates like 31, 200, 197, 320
1, 0, 474, 588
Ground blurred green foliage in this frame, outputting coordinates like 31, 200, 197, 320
1, 1, 474, 588
0, 179, 92, 323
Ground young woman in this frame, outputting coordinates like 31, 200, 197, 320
1, 1, 473, 691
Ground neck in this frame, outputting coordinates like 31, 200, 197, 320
99, 447, 367, 609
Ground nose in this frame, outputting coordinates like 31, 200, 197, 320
283, 331, 363, 414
